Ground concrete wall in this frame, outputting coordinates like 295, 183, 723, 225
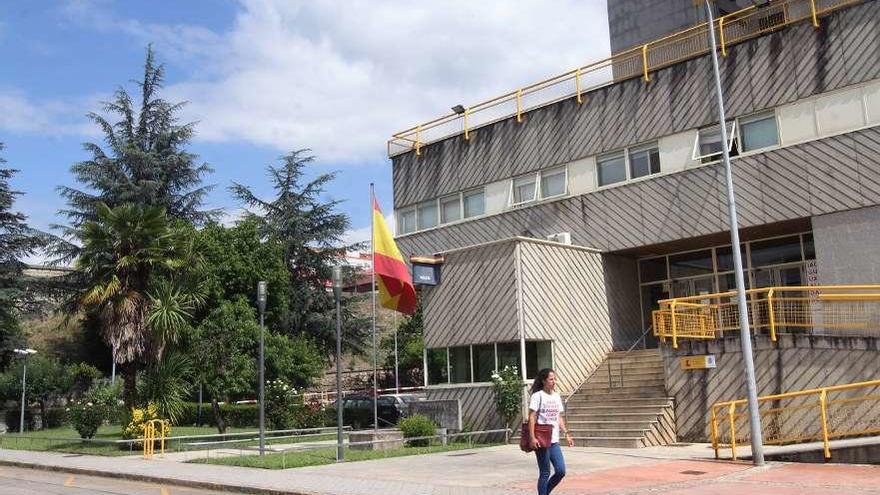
425, 385, 502, 433
602, 254, 643, 349
664, 334, 880, 442
813, 205, 880, 285
608, 0, 701, 53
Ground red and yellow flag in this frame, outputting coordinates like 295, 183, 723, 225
372, 195, 417, 315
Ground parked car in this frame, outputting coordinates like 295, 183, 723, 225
331, 395, 402, 429
380, 393, 424, 418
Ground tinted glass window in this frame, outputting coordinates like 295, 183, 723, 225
669, 250, 713, 278
750, 236, 802, 267
598, 152, 626, 187
639, 257, 668, 283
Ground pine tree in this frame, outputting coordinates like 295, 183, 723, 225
231, 150, 369, 357
55, 46, 215, 260
0, 143, 44, 368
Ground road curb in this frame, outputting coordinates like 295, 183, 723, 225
0, 459, 315, 495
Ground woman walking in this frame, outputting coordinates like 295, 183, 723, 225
528, 368, 573, 495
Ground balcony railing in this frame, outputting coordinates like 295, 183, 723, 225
387, 0, 865, 158
652, 285, 880, 348
711, 379, 880, 460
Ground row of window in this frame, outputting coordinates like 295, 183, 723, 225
398, 110, 783, 233
426, 341, 553, 386
398, 189, 485, 234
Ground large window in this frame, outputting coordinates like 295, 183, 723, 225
749, 235, 803, 268
463, 189, 484, 218
398, 209, 416, 235
426, 341, 553, 385
629, 144, 661, 179
426, 348, 448, 385
739, 111, 779, 152
416, 201, 438, 230
448, 346, 471, 384
440, 195, 461, 224
597, 152, 627, 187
539, 167, 566, 198
511, 174, 538, 205
669, 249, 713, 278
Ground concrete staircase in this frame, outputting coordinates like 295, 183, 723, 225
564, 349, 676, 448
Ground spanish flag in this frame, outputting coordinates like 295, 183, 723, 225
372, 194, 417, 315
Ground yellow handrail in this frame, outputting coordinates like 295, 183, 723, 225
387, 0, 862, 157
710, 379, 880, 461
143, 419, 170, 459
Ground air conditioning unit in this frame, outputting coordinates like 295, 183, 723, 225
545, 232, 571, 245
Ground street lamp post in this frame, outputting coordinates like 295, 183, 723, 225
332, 266, 345, 462
257, 281, 267, 457
703, 0, 765, 465
14, 348, 37, 433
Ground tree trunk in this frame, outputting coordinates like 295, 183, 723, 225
123, 361, 138, 409
211, 399, 227, 434
39, 400, 47, 430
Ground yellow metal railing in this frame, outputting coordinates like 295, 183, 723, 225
387, 0, 864, 157
652, 285, 880, 348
143, 419, 170, 459
711, 379, 880, 460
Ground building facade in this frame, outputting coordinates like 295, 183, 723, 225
390, 0, 880, 431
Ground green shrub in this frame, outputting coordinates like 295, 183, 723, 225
42, 407, 68, 429
399, 414, 436, 447
491, 365, 522, 430
68, 400, 104, 439
175, 402, 259, 428
4, 408, 35, 432
266, 379, 298, 430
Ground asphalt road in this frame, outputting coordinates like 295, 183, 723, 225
0, 467, 230, 495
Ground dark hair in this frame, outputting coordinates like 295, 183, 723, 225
530, 368, 556, 395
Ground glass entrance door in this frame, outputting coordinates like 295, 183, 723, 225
752, 264, 804, 288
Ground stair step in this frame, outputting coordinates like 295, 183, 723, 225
572, 404, 670, 413
566, 420, 658, 429
586, 377, 666, 387
567, 398, 671, 408
566, 412, 662, 422
607, 349, 661, 357
569, 428, 651, 438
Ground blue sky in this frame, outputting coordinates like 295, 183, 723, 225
1, 1, 610, 260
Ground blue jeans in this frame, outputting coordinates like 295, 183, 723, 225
535, 442, 566, 495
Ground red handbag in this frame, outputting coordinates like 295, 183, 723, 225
520, 422, 553, 452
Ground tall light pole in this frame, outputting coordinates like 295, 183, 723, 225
257, 281, 267, 457
332, 266, 345, 462
14, 348, 37, 433
703, 0, 765, 465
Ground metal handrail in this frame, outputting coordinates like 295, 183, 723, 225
388, 0, 863, 157
710, 378, 880, 460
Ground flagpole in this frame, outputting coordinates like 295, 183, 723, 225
394, 311, 399, 394
370, 183, 378, 435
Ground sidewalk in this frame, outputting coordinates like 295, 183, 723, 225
2, 444, 879, 495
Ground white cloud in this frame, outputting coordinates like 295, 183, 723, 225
341, 212, 395, 248
0, 89, 96, 136
159, 0, 611, 162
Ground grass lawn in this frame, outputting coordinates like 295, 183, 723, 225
190, 442, 501, 469
0, 425, 331, 456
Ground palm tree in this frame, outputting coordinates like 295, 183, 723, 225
74, 203, 200, 406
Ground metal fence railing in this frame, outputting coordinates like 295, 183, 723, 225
652, 285, 880, 348
387, 0, 865, 157
711, 379, 880, 460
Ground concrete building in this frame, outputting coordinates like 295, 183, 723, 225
389, 0, 880, 447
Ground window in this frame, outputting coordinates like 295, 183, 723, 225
416, 201, 438, 230
426, 348, 448, 385
750, 236, 803, 268
639, 257, 668, 283
496, 342, 521, 371
511, 174, 537, 205
440, 195, 461, 224
694, 122, 737, 162
540, 167, 566, 198
463, 189, 484, 218
715, 244, 747, 272
597, 152, 626, 187
449, 346, 471, 384
473, 344, 495, 382
802, 233, 815, 260
399, 209, 416, 235
669, 249, 714, 278
629, 144, 661, 179
740, 111, 779, 152
525, 341, 553, 378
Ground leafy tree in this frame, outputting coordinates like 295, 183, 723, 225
55, 46, 215, 240
264, 331, 323, 390
138, 351, 192, 424
72, 203, 201, 407
196, 219, 290, 330
190, 298, 258, 433
230, 150, 368, 357
0, 144, 45, 368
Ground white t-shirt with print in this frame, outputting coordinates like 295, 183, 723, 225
529, 390, 564, 444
